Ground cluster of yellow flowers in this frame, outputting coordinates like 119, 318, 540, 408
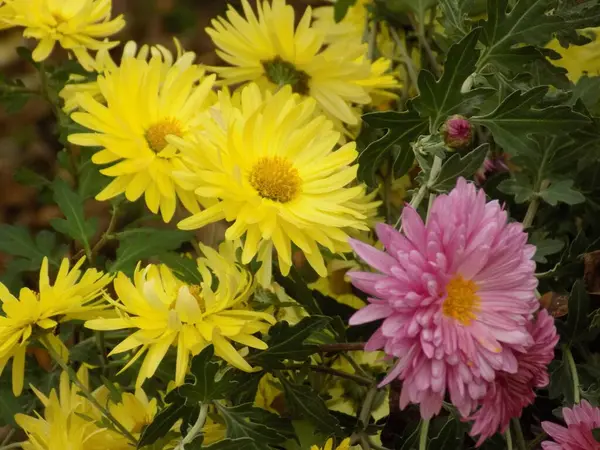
0, 0, 396, 282
0, 0, 399, 448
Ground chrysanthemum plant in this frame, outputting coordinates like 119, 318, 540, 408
1, 0, 600, 449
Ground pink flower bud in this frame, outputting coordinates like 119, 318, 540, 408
442, 115, 472, 149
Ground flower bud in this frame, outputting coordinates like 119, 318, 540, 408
442, 115, 473, 149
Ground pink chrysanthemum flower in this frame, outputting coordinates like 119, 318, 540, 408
348, 178, 538, 418
468, 309, 558, 445
542, 401, 600, 449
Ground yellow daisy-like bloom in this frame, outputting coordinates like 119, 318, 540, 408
0, 257, 111, 396
16, 366, 162, 450
206, 0, 397, 127
60, 38, 195, 112
2, 0, 125, 70
546, 28, 600, 81
172, 84, 368, 282
86, 242, 275, 388
311, 438, 352, 450
67, 50, 216, 222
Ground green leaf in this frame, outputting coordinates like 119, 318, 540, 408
109, 228, 192, 275
438, 0, 473, 39
548, 355, 575, 404
203, 439, 255, 450
276, 375, 341, 435
414, 29, 494, 130
249, 316, 330, 368
14, 167, 50, 189
160, 252, 203, 285
497, 175, 535, 203
570, 76, 600, 113
539, 180, 586, 206
359, 105, 428, 186
0, 73, 34, 113
429, 417, 465, 450
529, 233, 565, 264
430, 144, 489, 192
138, 403, 195, 448
169, 346, 239, 404
78, 153, 110, 199
0, 383, 23, 426
214, 403, 293, 450
50, 178, 97, 256
471, 87, 589, 156
334, 0, 357, 22
566, 279, 590, 342
274, 266, 322, 315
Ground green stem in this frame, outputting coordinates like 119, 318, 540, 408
359, 385, 379, 426
511, 418, 527, 450
284, 363, 373, 386
174, 403, 209, 450
0, 443, 24, 450
390, 27, 420, 94
419, 419, 430, 450
505, 427, 514, 450
564, 345, 581, 403
319, 343, 365, 352
40, 336, 138, 445
0, 430, 15, 448
408, 13, 440, 77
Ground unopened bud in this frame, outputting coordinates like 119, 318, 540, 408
442, 115, 472, 149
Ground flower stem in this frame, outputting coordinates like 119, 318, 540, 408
418, 419, 430, 450
175, 403, 209, 450
390, 27, 419, 94
505, 427, 514, 450
285, 363, 373, 386
318, 343, 365, 352
564, 345, 581, 403
40, 336, 138, 445
0, 442, 24, 450
511, 418, 527, 450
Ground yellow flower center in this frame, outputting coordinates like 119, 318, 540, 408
145, 118, 183, 153
442, 275, 480, 326
249, 156, 301, 203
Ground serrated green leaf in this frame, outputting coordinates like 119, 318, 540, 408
529, 234, 564, 264
274, 266, 322, 314
160, 252, 203, 285
471, 87, 589, 156
138, 403, 194, 448
50, 178, 97, 255
109, 228, 192, 275
438, 0, 473, 39
168, 346, 239, 404
539, 180, 586, 206
14, 167, 50, 189
334, 0, 357, 22
497, 175, 535, 203
277, 375, 341, 435
431, 144, 489, 191
359, 105, 428, 186
567, 280, 590, 342
414, 29, 494, 130
214, 403, 293, 450
248, 316, 330, 368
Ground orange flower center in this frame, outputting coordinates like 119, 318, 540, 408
442, 275, 480, 326
145, 118, 183, 153
249, 156, 301, 203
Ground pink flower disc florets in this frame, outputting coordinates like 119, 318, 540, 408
348, 178, 539, 418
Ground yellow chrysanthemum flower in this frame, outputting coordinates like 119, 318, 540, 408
2, 0, 125, 70
205, 0, 397, 127
16, 366, 162, 450
60, 38, 195, 112
546, 28, 600, 81
86, 242, 275, 388
312, 438, 352, 450
172, 84, 368, 282
0, 257, 111, 396
67, 50, 216, 222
